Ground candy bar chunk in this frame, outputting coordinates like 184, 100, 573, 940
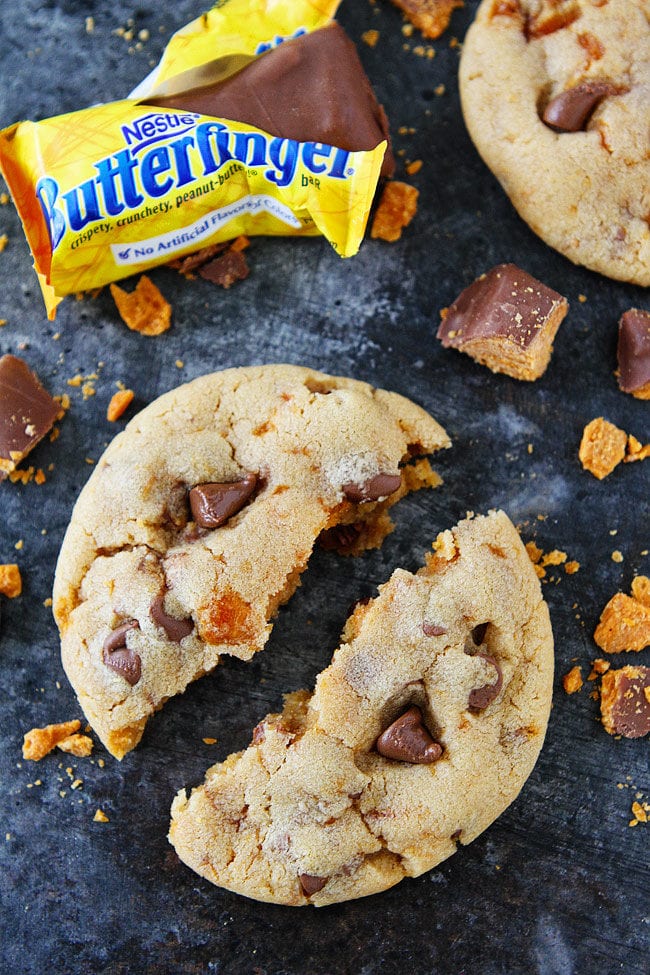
437, 264, 568, 380
617, 308, 650, 399
149, 22, 394, 178
0, 355, 60, 480
600, 666, 650, 739
542, 81, 618, 133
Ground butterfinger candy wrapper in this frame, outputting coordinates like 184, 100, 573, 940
0, 0, 390, 318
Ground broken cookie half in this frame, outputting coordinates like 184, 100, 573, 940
53, 365, 449, 759
169, 510, 554, 905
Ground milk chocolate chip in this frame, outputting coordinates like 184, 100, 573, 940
189, 473, 257, 528
150, 591, 193, 642
103, 620, 141, 686
471, 622, 489, 645
342, 472, 402, 502
542, 81, 618, 132
468, 654, 503, 712
423, 622, 447, 636
318, 522, 363, 551
299, 873, 328, 896
376, 706, 443, 763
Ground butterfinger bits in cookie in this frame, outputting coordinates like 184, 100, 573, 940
0, 0, 390, 318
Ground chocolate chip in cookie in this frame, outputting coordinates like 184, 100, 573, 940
103, 620, 141, 685
189, 473, 258, 528
542, 80, 620, 132
376, 706, 443, 763
342, 472, 402, 502
467, 654, 503, 711
150, 591, 194, 642
299, 874, 328, 896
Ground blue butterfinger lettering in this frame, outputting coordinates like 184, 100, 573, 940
36, 176, 66, 250
140, 146, 173, 198
40, 112, 358, 251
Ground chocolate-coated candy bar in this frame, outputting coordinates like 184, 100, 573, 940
437, 263, 569, 381
617, 308, 650, 399
148, 23, 394, 178
0, 355, 60, 480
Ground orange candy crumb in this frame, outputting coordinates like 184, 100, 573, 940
107, 389, 135, 422
0, 563, 22, 598
371, 181, 419, 242
110, 275, 172, 336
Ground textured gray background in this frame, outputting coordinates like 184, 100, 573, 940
0, 2, 648, 974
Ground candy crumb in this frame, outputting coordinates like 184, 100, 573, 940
370, 181, 419, 242
362, 29, 380, 46
57, 734, 93, 758
579, 418, 627, 479
588, 658, 610, 681
391, 0, 463, 39
110, 275, 172, 336
624, 435, 650, 464
594, 578, 650, 653
525, 541, 543, 564
22, 720, 81, 760
0, 563, 22, 597
563, 666, 583, 694
541, 549, 567, 567
106, 389, 134, 422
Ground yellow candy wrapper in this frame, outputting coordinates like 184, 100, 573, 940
0, 0, 389, 318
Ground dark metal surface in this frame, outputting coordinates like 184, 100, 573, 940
0, 3, 648, 973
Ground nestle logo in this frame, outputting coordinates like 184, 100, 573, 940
121, 112, 200, 153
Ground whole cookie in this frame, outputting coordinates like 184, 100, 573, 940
53, 365, 449, 759
169, 510, 554, 905
459, 0, 650, 286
